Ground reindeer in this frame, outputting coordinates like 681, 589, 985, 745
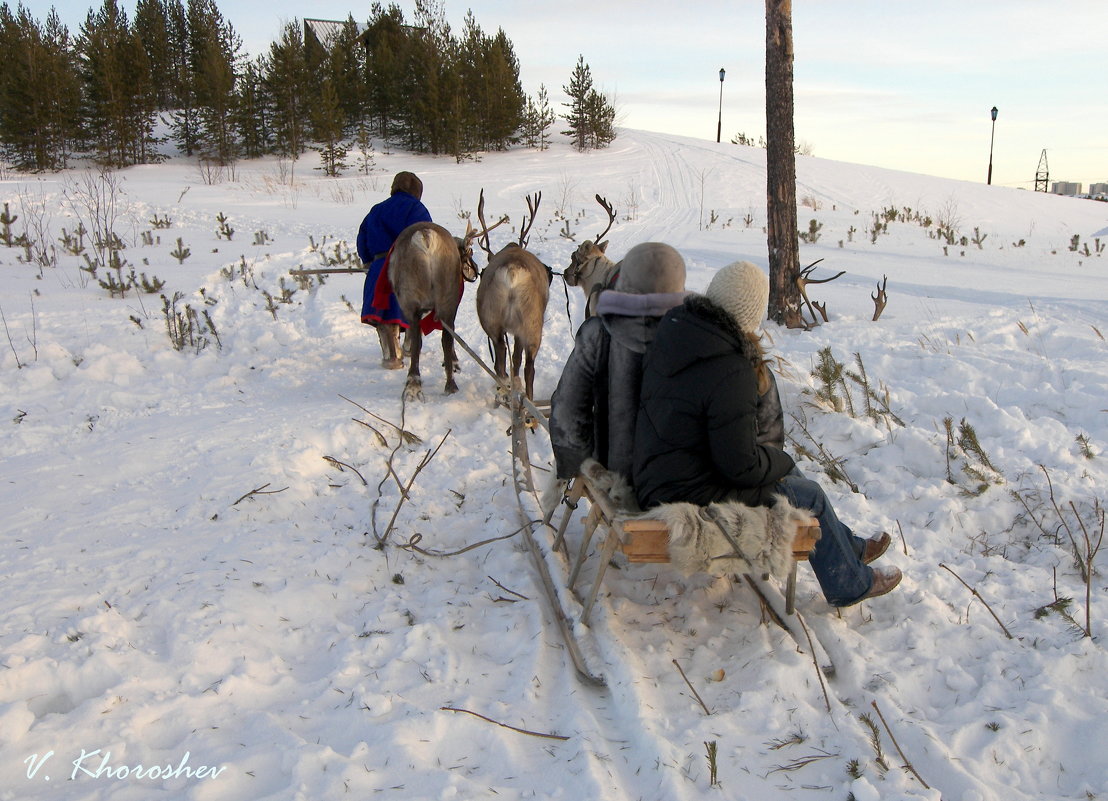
563, 194, 618, 318
387, 221, 483, 401
475, 190, 552, 403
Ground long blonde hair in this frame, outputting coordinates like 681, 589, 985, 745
746, 331, 772, 395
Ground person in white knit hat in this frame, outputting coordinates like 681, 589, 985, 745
634, 261, 900, 607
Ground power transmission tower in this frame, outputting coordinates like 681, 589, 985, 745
1035, 149, 1049, 192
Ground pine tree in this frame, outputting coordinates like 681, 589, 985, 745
134, 0, 173, 109
561, 55, 592, 151
520, 95, 538, 149
189, 0, 241, 166
406, 0, 453, 154
535, 83, 555, 151
364, 4, 409, 146
165, 0, 198, 155
562, 55, 616, 151
77, 0, 158, 166
313, 77, 347, 176
326, 16, 369, 132
265, 20, 310, 158
234, 54, 270, 158
0, 5, 81, 170
480, 28, 524, 150
353, 120, 375, 175
585, 87, 615, 148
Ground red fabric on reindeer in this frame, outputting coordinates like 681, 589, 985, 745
371, 247, 462, 336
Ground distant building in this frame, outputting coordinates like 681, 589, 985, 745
1090, 182, 1108, 197
1052, 181, 1082, 196
304, 18, 366, 50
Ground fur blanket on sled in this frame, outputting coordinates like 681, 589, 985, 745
576, 458, 816, 581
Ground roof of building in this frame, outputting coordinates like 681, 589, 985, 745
304, 18, 367, 48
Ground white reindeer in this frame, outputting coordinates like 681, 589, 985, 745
475, 191, 552, 403
563, 194, 618, 318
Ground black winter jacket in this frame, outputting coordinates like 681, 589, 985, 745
633, 294, 795, 509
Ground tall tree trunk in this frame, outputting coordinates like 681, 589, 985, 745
765, 0, 804, 328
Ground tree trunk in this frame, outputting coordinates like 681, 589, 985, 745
765, 0, 805, 328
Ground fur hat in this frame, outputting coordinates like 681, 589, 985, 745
704, 261, 769, 333
614, 242, 686, 294
390, 171, 423, 200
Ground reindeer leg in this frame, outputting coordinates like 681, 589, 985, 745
510, 337, 525, 394
493, 334, 510, 407
523, 343, 537, 402
441, 322, 460, 395
403, 318, 425, 402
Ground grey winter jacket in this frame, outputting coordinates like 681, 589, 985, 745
550, 289, 689, 481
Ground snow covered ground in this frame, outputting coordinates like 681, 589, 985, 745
1, 129, 1106, 801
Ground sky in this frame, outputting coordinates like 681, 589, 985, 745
38, 0, 1108, 189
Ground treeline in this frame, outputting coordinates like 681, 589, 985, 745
0, 0, 616, 173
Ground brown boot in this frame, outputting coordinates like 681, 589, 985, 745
861, 566, 902, 601
862, 532, 891, 564
377, 324, 404, 369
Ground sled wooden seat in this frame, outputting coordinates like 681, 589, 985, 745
619, 517, 820, 564
551, 471, 820, 623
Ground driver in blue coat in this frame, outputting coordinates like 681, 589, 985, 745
357, 171, 432, 367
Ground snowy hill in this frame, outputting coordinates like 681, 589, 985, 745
1, 129, 1106, 801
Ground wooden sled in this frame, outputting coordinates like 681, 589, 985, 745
551, 470, 820, 624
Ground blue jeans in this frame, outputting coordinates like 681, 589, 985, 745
775, 471, 873, 606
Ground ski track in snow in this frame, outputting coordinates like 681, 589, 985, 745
2, 128, 1107, 800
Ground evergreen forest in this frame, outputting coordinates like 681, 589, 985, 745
0, 0, 617, 173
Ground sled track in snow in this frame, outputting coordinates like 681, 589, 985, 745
436, 321, 869, 800
442, 320, 728, 800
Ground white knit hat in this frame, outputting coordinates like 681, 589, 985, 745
614, 242, 686, 294
705, 261, 769, 333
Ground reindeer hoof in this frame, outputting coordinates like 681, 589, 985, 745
381, 358, 404, 370
403, 379, 424, 402
493, 386, 510, 408
444, 381, 459, 395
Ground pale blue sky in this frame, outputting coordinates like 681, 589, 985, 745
37, 0, 1108, 189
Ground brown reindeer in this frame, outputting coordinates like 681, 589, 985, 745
564, 194, 618, 318
475, 191, 552, 403
387, 221, 482, 401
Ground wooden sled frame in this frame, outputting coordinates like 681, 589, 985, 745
550, 471, 820, 624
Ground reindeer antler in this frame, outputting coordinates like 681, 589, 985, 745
518, 191, 542, 248
474, 188, 510, 258
871, 274, 888, 321
592, 194, 616, 245
796, 259, 846, 325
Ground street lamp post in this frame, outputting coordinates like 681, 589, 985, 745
717, 67, 726, 143
987, 106, 998, 185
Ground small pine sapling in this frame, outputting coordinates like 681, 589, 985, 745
704, 741, 719, 787
59, 223, 87, 256
215, 212, 234, 241
0, 202, 18, 247
171, 238, 191, 264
